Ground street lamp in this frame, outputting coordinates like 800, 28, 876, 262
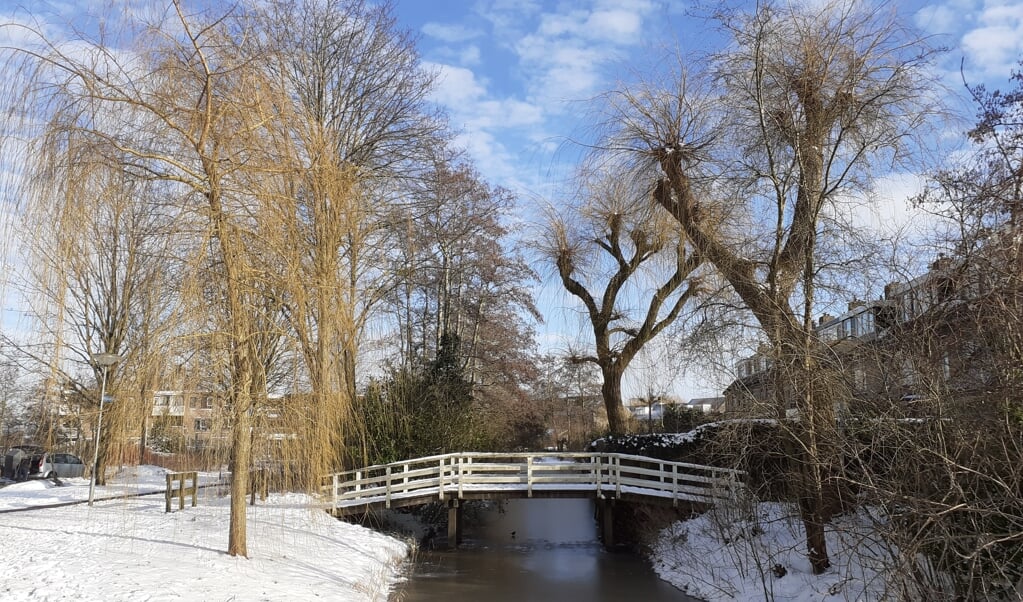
89, 352, 123, 506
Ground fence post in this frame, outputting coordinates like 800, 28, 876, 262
385, 465, 392, 509
165, 473, 172, 513
332, 474, 339, 507
609, 456, 617, 497
438, 457, 446, 501
458, 456, 466, 497
672, 464, 678, 507
527, 455, 533, 498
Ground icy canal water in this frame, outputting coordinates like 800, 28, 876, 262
394, 498, 699, 601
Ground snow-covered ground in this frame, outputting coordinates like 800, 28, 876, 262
651, 499, 915, 601
0, 466, 408, 601
0, 461, 931, 601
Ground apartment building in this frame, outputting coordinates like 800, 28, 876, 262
723, 252, 999, 414
150, 390, 228, 451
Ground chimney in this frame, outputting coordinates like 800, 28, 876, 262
930, 253, 953, 272
818, 313, 834, 325
847, 299, 865, 311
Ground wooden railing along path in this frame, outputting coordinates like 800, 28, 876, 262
323, 452, 744, 515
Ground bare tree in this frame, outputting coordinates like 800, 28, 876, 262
542, 168, 703, 435
5, 114, 181, 481
601, 0, 938, 571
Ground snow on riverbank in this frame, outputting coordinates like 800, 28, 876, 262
0, 466, 409, 601
651, 501, 909, 601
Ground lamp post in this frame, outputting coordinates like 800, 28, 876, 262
89, 352, 122, 506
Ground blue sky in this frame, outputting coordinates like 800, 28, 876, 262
2, 0, 1023, 398
395, 0, 1023, 195
393, 0, 1023, 396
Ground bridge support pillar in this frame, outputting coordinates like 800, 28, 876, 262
447, 499, 462, 549
597, 499, 614, 549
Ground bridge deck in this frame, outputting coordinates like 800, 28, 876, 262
323, 452, 744, 515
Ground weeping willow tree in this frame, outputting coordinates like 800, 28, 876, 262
250, 0, 442, 476
2, 0, 448, 555
1, 1, 291, 556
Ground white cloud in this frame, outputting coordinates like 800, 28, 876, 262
426, 62, 544, 129
428, 62, 488, 105
492, 1, 661, 111
422, 22, 483, 43
458, 44, 482, 66
922, 0, 1023, 79
424, 61, 545, 187
585, 9, 643, 43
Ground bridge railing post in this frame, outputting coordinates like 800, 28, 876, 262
672, 464, 678, 507
438, 457, 446, 501
385, 465, 392, 508
527, 455, 533, 498
457, 455, 464, 499
613, 455, 621, 498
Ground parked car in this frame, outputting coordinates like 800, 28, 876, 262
2, 446, 86, 480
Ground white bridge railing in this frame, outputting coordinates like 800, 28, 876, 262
323, 452, 744, 512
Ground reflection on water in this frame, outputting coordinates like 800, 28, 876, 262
395, 499, 698, 602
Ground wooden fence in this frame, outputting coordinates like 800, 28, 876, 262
165, 471, 198, 512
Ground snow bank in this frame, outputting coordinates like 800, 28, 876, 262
651, 501, 913, 601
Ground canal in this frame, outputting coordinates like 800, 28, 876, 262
393, 498, 699, 601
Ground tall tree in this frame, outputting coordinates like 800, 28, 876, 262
3, 1, 288, 556
543, 168, 703, 435
252, 0, 441, 474
603, 1, 937, 571
9, 123, 180, 481
389, 158, 540, 410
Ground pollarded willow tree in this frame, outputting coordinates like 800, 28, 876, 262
542, 167, 705, 435
600, 1, 940, 572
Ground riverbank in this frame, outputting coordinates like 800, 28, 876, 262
0, 466, 408, 601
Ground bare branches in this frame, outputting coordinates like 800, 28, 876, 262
539, 165, 706, 434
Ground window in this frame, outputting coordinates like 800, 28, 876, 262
841, 317, 858, 338
154, 395, 170, 407
189, 396, 200, 409
202, 396, 214, 409
194, 419, 211, 432
860, 311, 874, 335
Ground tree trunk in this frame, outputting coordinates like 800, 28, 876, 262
228, 393, 252, 557
601, 365, 628, 435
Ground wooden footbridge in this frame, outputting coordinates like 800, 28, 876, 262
322, 452, 744, 548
